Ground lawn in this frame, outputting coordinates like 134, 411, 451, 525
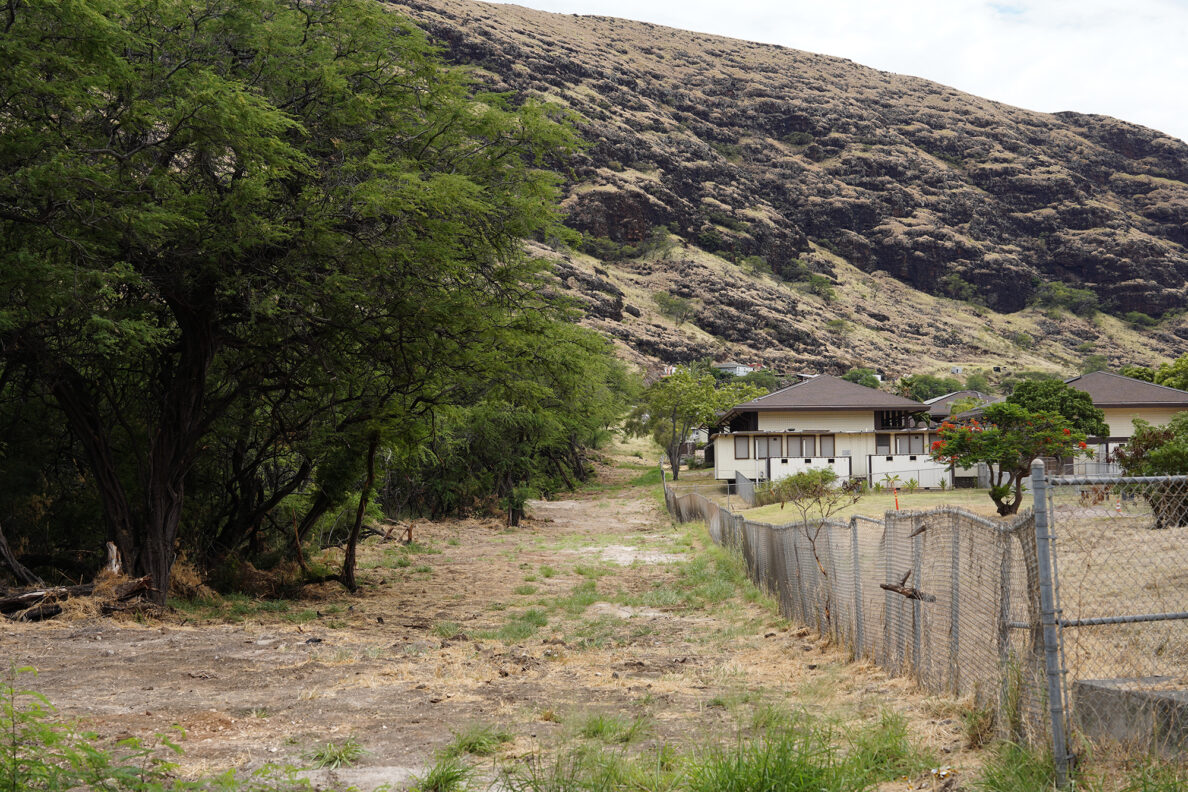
738, 487, 1006, 524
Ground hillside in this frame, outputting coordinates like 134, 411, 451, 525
388, 0, 1188, 379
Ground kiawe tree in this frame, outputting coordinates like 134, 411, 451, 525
0, 0, 593, 598
630, 366, 764, 480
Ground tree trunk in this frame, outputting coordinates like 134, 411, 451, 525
341, 433, 379, 593
0, 521, 43, 587
49, 367, 139, 571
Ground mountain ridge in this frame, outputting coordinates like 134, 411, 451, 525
386, 0, 1188, 380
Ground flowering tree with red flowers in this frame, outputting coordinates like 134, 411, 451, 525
930, 403, 1092, 515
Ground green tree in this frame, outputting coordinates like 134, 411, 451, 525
1120, 365, 1156, 383
0, 0, 578, 598
1114, 414, 1188, 529
931, 404, 1091, 515
1154, 354, 1188, 391
842, 368, 881, 389
653, 292, 696, 325
1031, 281, 1099, 317
629, 367, 764, 480
896, 374, 962, 402
1007, 380, 1109, 437
1081, 354, 1110, 373
964, 370, 992, 393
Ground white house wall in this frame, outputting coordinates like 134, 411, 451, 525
1101, 407, 1184, 438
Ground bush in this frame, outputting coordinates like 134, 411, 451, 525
1031, 281, 1099, 317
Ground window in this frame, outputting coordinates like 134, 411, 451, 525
819, 435, 835, 457
734, 436, 750, 459
801, 435, 816, 457
876, 434, 890, 454
786, 436, 800, 457
756, 436, 781, 459
896, 434, 925, 455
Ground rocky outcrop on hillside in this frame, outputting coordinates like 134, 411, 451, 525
387, 0, 1188, 375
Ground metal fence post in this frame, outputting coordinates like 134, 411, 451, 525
912, 520, 923, 681
851, 517, 864, 658
1032, 459, 1070, 788
950, 518, 960, 694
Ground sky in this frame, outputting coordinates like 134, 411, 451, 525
487, 0, 1188, 144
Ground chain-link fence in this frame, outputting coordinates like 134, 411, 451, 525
662, 469, 1054, 752
1046, 472, 1188, 761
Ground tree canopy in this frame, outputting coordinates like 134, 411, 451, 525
1007, 380, 1109, 437
629, 367, 764, 480
896, 374, 962, 402
0, 0, 631, 597
931, 404, 1091, 515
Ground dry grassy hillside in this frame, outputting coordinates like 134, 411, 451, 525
389, 0, 1188, 379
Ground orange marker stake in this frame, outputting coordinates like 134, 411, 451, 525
894, 487, 900, 511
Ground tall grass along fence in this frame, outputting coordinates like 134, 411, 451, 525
664, 463, 1188, 787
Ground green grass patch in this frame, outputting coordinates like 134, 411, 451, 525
553, 579, 602, 616
539, 565, 557, 578
497, 609, 548, 643
576, 714, 651, 745
410, 754, 474, 792
304, 736, 365, 769
514, 584, 538, 595
440, 724, 514, 758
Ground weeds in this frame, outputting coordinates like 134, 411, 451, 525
440, 724, 514, 758
576, 714, 650, 745
410, 755, 473, 792
498, 610, 548, 642
304, 736, 365, 769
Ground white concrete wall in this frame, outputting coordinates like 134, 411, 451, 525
868, 454, 952, 489
756, 410, 875, 432
1101, 407, 1184, 438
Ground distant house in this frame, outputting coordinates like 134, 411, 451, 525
708, 374, 952, 488
713, 360, 755, 377
923, 390, 990, 422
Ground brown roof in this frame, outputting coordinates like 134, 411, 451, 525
1065, 371, 1188, 408
924, 390, 990, 416
727, 374, 927, 413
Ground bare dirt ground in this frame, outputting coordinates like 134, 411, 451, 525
2, 452, 981, 791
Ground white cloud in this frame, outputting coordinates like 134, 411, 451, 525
485, 0, 1188, 142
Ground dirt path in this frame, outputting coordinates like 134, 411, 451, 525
1, 462, 976, 790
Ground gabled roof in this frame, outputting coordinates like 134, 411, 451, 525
1065, 370, 1188, 408
726, 374, 926, 413
924, 390, 990, 416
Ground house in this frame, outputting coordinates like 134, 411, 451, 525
923, 390, 990, 422
708, 374, 953, 488
1064, 371, 1188, 473
713, 360, 755, 377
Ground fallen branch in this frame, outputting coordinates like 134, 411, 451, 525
0, 575, 153, 618
879, 569, 937, 602
879, 582, 938, 602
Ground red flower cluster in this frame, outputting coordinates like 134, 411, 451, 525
1062, 428, 1071, 435
1078, 441, 1087, 449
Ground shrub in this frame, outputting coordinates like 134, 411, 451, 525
1031, 281, 1099, 317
